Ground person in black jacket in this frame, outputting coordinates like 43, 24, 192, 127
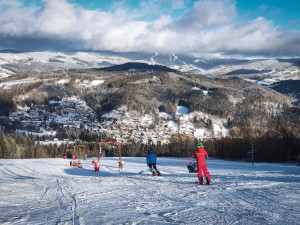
146, 149, 161, 176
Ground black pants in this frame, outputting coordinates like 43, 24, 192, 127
148, 163, 159, 173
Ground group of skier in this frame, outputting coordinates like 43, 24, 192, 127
146, 141, 211, 185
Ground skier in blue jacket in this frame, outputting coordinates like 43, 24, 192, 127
146, 149, 161, 176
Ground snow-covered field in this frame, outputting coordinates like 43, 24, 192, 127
0, 157, 300, 225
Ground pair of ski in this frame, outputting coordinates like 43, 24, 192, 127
151, 170, 161, 176
195, 181, 212, 185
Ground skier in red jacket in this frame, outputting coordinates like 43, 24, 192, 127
192, 142, 211, 185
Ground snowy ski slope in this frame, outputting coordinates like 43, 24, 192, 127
0, 157, 299, 224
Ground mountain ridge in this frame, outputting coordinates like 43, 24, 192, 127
1, 51, 299, 80
97, 62, 178, 73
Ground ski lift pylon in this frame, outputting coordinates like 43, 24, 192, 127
63, 148, 76, 160
96, 141, 123, 172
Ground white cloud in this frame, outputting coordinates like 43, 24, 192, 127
175, 0, 236, 29
36, 0, 79, 37
0, 0, 299, 56
0, 0, 21, 7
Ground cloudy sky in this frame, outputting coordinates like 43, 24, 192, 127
0, 0, 299, 57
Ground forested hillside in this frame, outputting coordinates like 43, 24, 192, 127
0, 66, 299, 162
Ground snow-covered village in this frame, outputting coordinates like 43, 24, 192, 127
6, 96, 99, 138
100, 104, 228, 144
4, 94, 228, 146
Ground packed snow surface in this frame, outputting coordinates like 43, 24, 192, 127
0, 158, 300, 225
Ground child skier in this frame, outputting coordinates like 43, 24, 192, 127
146, 149, 161, 176
191, 142, 211, 185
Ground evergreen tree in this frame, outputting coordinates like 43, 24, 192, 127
0, 132, 10, 158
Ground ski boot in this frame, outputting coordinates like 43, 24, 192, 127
200, 177, 205, 185
157, 171, 161, 176
205, 177, 210, 185
196, 177, 205, 185
150, 169, 156, 176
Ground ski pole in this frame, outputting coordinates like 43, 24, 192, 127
176, 160, 195, 167
185, 156, 195, 160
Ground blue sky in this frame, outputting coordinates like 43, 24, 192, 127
0, 0, 299, 56
235, 0, 300, 30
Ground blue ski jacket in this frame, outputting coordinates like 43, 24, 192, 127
146, 153, 156, 164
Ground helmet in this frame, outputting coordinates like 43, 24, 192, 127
197, 142, 204, 148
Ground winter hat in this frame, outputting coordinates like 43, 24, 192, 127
197, 142, 204, 148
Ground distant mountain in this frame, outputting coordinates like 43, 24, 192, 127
98, 62, 178, 73
0, 51, 299, 87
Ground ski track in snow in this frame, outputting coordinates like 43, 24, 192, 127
0, 158, 300, 225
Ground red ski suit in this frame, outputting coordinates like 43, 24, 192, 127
193, 147, 210, 182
